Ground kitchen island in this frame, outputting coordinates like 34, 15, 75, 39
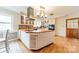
19, 29, 55, 50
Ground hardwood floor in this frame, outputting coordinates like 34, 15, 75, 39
4, 36, 79, 53
17, 36, 79, 53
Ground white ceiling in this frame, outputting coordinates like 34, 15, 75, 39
1, 6, 79, 17
1, 6, 28, 13
48, 6, 79, 17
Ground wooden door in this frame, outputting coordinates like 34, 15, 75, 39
66, 18, 79, 39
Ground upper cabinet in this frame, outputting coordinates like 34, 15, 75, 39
19, 7, 35, 30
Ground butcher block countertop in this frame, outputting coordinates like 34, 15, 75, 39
19, 28, 54, 33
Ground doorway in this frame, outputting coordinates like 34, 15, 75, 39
66, 18, 79, 39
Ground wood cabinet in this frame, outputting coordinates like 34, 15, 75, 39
21, 16, 24, 24
19, 15, 35, 31
19, 7, 35, 31
66, 18, 79, 39
19, 24, 33, 31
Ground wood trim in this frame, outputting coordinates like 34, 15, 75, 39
66, 18, 79, 20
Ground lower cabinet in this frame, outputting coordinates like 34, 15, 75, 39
30, 35, 37, 48
19, 30, 54, 50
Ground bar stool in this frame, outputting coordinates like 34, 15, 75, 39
0, 30, 9, 53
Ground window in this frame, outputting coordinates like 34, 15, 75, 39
0, 15, 12, 31
67, 19, 78, 28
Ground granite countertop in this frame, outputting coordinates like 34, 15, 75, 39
20, 28, 54, 33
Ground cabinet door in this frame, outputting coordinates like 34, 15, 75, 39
20, 31, 30, 48
21, 16, 24, 24
67, 29, 73, 38
73, 29, 78, 38
30, 34, 37, 48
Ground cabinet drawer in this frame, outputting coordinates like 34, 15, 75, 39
30, 35, 37, 48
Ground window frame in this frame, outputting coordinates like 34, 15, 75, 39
0, 15, 13, 31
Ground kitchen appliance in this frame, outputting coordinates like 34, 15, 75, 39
48, 24, 55, 30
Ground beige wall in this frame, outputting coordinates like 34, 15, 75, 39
0, 7, 20, 31
55, 16, 66, 37
55, 12, 79, 37
67, 12, 79, 18
48, 16, 55, 24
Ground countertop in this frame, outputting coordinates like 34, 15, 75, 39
19, 28, 54, 33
